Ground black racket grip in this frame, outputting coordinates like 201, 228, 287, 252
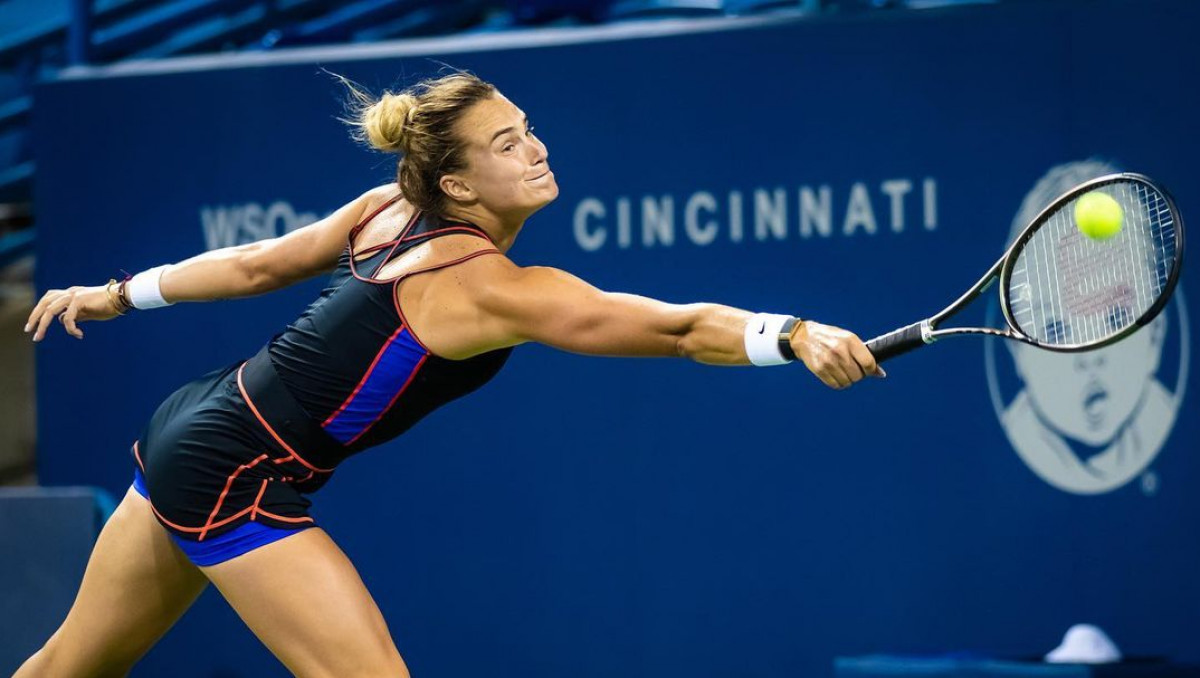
865, 322, 928, 363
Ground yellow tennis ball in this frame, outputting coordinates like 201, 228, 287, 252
1074, 191, 1123, 240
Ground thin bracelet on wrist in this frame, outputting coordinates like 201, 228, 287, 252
117, 278, 135, 311
105, 279, 132, 315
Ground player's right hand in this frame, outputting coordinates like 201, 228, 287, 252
790, 320, 886, 389
25, 285, 123, 341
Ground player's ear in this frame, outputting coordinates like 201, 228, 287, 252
440, 174, 477, 204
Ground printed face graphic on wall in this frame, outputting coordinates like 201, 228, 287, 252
985, 160, 1189, 495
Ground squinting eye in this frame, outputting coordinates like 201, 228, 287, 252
503, 143, 515, 152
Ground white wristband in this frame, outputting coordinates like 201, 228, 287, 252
744, 313, 793, 366
127, 265, 173, 310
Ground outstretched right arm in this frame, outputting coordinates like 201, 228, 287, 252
429, 252, 882, 389
25, 186, 393, 341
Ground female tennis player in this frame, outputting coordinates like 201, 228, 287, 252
17, 72, 882, 678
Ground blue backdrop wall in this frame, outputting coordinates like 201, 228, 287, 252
28, 1, 1199, 676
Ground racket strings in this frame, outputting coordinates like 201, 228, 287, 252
1007, 179, 1177, 347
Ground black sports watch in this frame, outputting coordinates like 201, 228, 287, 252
779, 316, 802, 361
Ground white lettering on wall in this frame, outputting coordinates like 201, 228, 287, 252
200, 201, 321, 250
684, 191, 718, 246
570, 177, 940, 251
880, 179, 913, 233
574, 198, 607, 252
642, 195, 674, 247
843, 182, 877, 236
728, 191, 744, 243
799, 185, 832, 239
924, 178, 938, 230
754, 188, 787, 242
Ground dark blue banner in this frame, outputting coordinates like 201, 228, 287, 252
30, 1, 1199, 676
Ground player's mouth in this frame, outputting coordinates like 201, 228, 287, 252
527, 168, 553, 182
1082, 381, 1109, 427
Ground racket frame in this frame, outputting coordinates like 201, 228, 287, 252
868, 173, 1185, 360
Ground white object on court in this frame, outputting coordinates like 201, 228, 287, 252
1045, 624, 1122, 664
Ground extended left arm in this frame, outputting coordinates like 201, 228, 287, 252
25, 187, 385, 341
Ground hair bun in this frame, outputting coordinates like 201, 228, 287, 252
337, 70, 496, 215
363, 92, 419, 153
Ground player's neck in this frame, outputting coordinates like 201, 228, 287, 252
443, 205, 524, 253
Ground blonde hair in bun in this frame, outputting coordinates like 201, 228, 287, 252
359, 91, 419, 153
337, 70, 497, 215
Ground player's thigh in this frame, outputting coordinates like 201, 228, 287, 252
201, 527, 410, 678
16, 488, 209, 678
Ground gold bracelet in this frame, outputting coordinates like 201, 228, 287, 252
105, 279, 129, 315
117, 279, 134, 311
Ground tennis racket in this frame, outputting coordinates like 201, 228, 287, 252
866, 173, 1185, 362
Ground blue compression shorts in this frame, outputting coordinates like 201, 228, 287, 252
131, 466, 310, 567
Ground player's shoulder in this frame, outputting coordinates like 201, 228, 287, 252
355, 183, 405, 217
362, 183, 402, 203
444, 246, 545, 309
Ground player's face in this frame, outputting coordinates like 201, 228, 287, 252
448, 94, 558, 219
1010, 312, 1163, 446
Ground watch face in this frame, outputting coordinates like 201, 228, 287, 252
778, 321, 800, 360
781, 317, 802, 339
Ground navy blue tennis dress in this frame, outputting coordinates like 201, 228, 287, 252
129, 196, 512, 565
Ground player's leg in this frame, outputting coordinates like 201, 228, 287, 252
13, 487, 210, 677
201, 527, 410, 678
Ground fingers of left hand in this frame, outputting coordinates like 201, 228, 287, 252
60, 299, 84, 339
34, 295, 71, 341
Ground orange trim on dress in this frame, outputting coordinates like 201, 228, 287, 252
235, 364, 335, 474
199, 453, 268, 541
132, 440, 146, 473
350, 193, 404, 238
398, 225, 490, 244
253, 509, 315, 524
356, 225, 488, 262
150, 502, 255, 534
250, 479, 269, 521
345, 353, 429, 446
391, 248, 503, 352
322, 324, 407, 427
348, 196, 417, 267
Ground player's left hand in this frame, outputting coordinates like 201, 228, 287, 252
25, 285, 123, 341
